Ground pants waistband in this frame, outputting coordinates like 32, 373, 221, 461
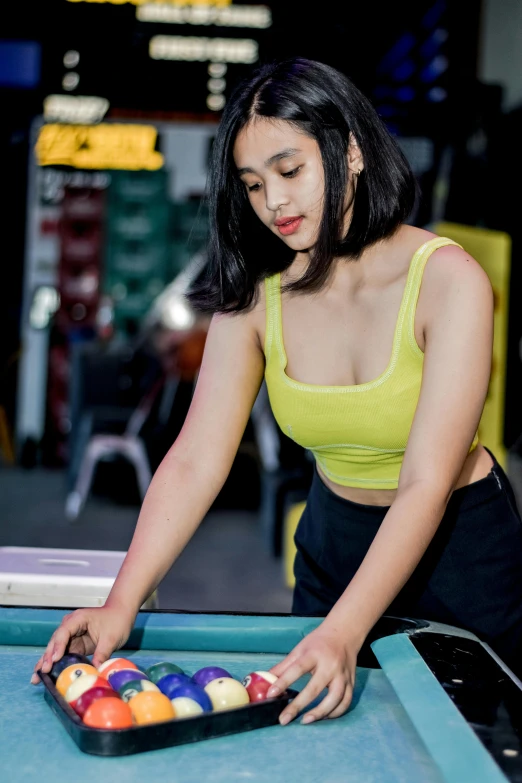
312, 448, 506, 516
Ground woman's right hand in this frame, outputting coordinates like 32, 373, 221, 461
31, 604, 135, 684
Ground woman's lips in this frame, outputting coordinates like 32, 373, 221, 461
275, 217, 303, 236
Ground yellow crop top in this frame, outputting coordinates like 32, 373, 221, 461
264, 236, 479, 489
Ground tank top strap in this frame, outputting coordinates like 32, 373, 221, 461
264, 272, 285, 366
401, 236, 463, 356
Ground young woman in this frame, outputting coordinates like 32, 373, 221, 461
33, 58, 522, 726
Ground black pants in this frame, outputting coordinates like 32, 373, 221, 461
293, 451, 522, 677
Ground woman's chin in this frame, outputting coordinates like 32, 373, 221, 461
280, 236, 313, 253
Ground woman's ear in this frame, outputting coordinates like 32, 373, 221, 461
347, 133, 364, 177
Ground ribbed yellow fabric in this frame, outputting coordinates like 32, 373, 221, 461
264, 237, 479, 489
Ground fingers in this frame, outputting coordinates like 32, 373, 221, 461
267, 657, 309, 702
92, 640, 116, 670
301, 680, 351, 723
42, 624, 75, 671
269, 651, 300, 679
327, 687, 354, 719
31, 655, 45, 684
278, 671, 338, 725
31, 610, 89, 684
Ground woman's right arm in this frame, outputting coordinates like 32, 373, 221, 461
33, 309, 265, 680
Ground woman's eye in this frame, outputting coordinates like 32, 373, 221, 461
247, 182, 261, 192
282, 166, 301, 178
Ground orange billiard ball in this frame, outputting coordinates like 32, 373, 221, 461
83, 697, 133, 729
128, 691, 175, 725
98, 658, 140, 680
55, 664, 98, 696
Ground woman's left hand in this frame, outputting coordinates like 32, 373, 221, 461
266, 622, 359, 725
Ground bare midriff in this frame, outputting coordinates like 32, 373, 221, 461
317, 442, 495, 507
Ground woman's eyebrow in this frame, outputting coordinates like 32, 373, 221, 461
237, 147, 301, 175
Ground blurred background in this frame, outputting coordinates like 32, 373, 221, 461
1, 0, 521, 614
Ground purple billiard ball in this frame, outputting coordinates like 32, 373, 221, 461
156, 672, 192, 699
192, 666, 232, 689
108, 668, 149, 691
168, 682, 212, 712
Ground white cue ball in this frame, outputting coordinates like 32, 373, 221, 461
204, 677, 250, 711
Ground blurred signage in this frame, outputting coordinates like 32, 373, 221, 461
0, 40, 41, 88
137, 3, 271, 26
150, 35, 258, 62
43, 95, 110, 124
35, 124, 164, 170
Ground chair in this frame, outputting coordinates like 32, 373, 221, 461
65, 378, 171, 520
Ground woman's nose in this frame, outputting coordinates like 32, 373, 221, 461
264, 181, 290, 213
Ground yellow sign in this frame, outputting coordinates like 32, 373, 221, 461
35, 124, 164, 171
67, 0, 232, 6
435, 222, 511, 469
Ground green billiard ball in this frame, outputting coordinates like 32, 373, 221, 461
119, 679, 160, 703
146, 661, 185, 685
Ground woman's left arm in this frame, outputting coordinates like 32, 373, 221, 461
269, 246, 494, 724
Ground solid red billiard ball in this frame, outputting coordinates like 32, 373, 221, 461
241, 671, 279, 702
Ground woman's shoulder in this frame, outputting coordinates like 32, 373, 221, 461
394, 224, 490, 288
404, 229, 493, 320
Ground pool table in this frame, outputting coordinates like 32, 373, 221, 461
1, 607, 521, 783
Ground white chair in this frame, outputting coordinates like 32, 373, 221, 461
65, 378, 172, 520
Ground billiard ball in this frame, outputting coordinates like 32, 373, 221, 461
119, 679, 160, 703
73, 686, 118, 718
242, 671, 279, 702
156, 673, 192, 699
50, 653, 91, 682
204, 678, 250, 712
107, 668, 149, 692
165, 682, 212, 712
146, 661, 185, 684
128, 691, 175, 725
55, 664, 98, 696
170, 696, 204, 718
98, 658, 140, 680
65, 674, 111, 706
83, 697, 133, 729
192, 666, 232, 689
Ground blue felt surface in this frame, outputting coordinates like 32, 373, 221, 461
0, 646, 443, 783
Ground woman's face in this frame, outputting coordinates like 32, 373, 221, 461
233, 118, 326, 253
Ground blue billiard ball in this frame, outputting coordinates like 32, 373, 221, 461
156, 673, 192, 699
168, 682, 212, 712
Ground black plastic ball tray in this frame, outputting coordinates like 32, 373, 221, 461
39, 670, 297, 756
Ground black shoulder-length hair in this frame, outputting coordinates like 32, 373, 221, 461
188, 57, 418, 313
